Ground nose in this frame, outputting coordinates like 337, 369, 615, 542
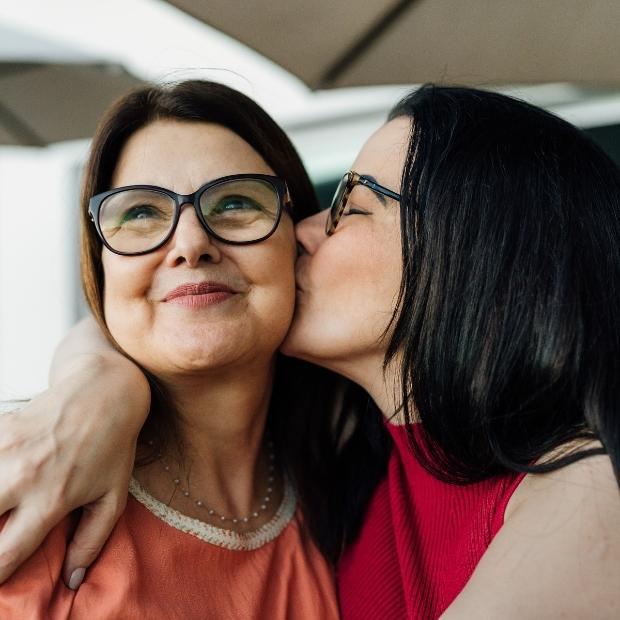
164, 203, 222, 267
295, 210, 329, 256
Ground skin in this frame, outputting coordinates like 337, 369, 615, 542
1, 117, 619, 616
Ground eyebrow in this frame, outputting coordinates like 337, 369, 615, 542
359, 174, 388, 205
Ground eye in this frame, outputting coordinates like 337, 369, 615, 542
212, 195, 263, 214
343, 205, 369, 216
119, 204, 164, 224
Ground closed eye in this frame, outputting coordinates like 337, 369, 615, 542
343, 207, 369, 216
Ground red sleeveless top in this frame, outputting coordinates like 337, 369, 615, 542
337, 423, 526, 619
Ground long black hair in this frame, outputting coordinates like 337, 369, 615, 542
383, 85, 620, 485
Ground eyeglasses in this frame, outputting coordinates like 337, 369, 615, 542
325, 170, 401, 235
89, 174, 290, 256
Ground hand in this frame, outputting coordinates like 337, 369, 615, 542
0, 353, 150, 588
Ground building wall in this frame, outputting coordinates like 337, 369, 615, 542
0, 146, 83, 397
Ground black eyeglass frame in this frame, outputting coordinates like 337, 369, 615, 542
88, 173, 291, 256
325, 170, 401, 235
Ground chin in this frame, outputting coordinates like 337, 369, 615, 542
141, 350, 238, 378
283, 302, 317, 356
280, 323, 335, 366
279, 320, 306, 358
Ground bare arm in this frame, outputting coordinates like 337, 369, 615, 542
441, 450, 620, 619
49, 316, 120, 384
0, 317, 150, 588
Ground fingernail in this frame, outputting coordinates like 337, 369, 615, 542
68, 567, 86, 590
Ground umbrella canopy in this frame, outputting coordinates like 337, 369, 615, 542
0, 25, 144, 146
167, 0, 620, 89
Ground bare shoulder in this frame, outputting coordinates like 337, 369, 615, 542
442, 443, 620, 619
508, 439, 618, 516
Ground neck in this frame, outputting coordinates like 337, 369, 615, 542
137, 357, 279, 521
167, 361, 274, 459
327, 350, 418, 425
367, 361, 406, 423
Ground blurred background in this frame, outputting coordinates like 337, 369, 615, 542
1, 0, 619, 396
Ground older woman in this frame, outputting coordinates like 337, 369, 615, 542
2, 85, 619, 618
0, 81, 339, 618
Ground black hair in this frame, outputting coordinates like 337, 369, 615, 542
383, 85, 620, 485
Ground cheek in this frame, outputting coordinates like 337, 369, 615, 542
317, 226, 400, 309
101, 252, 156, 343
249, 228, 297, 338
286, 223, 402, 360
329, 243, 395, 323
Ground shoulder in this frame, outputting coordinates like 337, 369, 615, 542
506, 440, 617, 521
443, 445, 620, 619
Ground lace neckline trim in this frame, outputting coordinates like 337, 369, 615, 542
129, 474, 297, 551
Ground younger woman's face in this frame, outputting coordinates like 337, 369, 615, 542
282, 117, 410, 381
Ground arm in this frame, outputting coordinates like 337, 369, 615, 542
0, 317, 150, 588
441, 450, 620, 619
49, 316, 123, 384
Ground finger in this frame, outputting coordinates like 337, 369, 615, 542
0, 506, 59, 585
0, 486, 18, 519
62, 496, 125, 589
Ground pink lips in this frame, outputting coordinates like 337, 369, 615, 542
163, 282, 235, 308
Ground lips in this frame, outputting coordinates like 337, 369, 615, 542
164, 282, 235, 302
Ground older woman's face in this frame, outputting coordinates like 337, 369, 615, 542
102, 120, 296, 378
282, 117, 409, 380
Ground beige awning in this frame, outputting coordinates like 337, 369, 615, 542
167, 0, 620, 89
0, 26, 144, 146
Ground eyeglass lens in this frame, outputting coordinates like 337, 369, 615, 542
98, 178, 281, 253
326, 174, 350, 234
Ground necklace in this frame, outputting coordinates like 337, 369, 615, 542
154, 438, 276, 526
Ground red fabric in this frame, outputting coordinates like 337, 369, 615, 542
337, 423, 526, 619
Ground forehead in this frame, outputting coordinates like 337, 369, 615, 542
351, 116, 411, 190
111, 119, 274, 192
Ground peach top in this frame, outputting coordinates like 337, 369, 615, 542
0, 476, 339, 619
